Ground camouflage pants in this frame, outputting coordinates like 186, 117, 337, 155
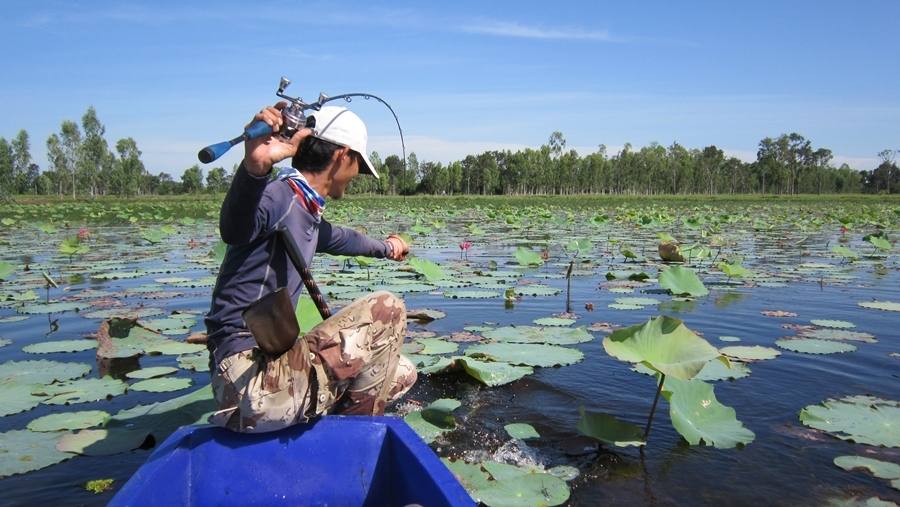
209, 291, 417, 433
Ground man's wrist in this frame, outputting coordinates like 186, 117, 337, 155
243, 159, 272, 178
385, 239, 395, 257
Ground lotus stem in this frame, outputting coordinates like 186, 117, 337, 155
643, 373, 666, 443
565, 260, 574, 313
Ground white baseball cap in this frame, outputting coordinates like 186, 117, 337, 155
309, 106, 378, 178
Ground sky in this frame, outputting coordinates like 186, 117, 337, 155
1, 0, 898, 175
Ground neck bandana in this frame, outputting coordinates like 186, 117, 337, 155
276, 167, 326, 218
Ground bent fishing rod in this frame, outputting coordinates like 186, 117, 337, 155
198, 77, 406, 166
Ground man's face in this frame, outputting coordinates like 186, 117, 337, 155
328, 150, 360, 199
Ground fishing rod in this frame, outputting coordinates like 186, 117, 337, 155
198, 77, 406, 165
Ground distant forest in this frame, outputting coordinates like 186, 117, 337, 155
1, 107, 897, 198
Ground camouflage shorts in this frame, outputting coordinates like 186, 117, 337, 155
209, 291, 417, 433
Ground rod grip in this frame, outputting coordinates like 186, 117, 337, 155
197, 141, 233, 164
244, 120, 274, 140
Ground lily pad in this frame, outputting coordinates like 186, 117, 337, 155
504, 423, 540, 440
404, 398, 459, 443
694, 359, 751, 381
532, 317, 575, 327
482, 326, 593, 345
576, 408, 646, 447
466, 342, 583, 367
776, 338, 857, 355
416, 338, 459, 355
17, 301, 83, 314
801, 328, 877, 343
0, 430, 73, 478
125, 366, 179, 379
474, 470, 569, 507
130, 377, 192, 393
663, 376, 755, 448
603, 316, 721, 380
0, 359, 91, 384
33, 376, 127, 405
800, 395, 900, 447
57, 428, 151, 456
858, 301, 900, 312
614, 297, 661, 306
834, 455, 900, 486
514, 285, 561, 297
720, 345, 781, 361
407, 257, 446, 281
444, 290, 500, 299
0, 382, 45, 416
23, 339, 97, 354
27, 410, 110, 432
659, 266, 709, 297
811, 319, 855, 329
514, 247, 544, 267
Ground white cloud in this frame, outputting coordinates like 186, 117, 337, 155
460, 20, 617, 41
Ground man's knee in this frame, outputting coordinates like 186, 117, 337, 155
368, 290, 406, 325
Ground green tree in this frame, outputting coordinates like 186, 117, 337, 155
79, 107, 109, 197
11, 130, 33, 194
114, 138, 145, 196
0, 138, 13, 199
205, 166, 229, 193
59, 120, 82, 198
181, 165, 204, 193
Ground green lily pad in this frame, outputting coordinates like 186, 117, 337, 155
800, 328, 876, 343
465, 342, 583, 367
799, 395, 900, 447
33, 376, 127, 404
474, 470, 570, 507
416, 338, 459, 355
22, 339, 97, 354
659, 266, 709, 297
0, 430, 73, 478
482, 326, 593, 345
407, 257, 446, 281
130, 377, 192, 393
834, 455, 900, 486
776, 338, 857, 355
720, 345, 781, 361
532, 317, 575, 327
858, 301, 900, 312
0, 360, 90, 384
444, 290, 500, 299
0, 338, 10, 348
547, 465, 579, 482
608, 303, 643, 310
514, 247, 544, 267
514, 285, 561, 297
125, 366, 179, 379
811, 319, 855, 329
663, 376, 755, 448
404, 398, 459, 443
57, 428, 151, 456
576, 408, 646, 447
17, 301, 83, 314
27, 410, 110, 432
614, 297, 661, 306
694, 358, 751, 381
603, 316, 721, 380
0, 382, 45, 416
423, 356, 533, 386
504, 423, 540, 440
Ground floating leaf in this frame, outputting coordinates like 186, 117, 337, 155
0, 430, 73, 478
23, 339, 96, 354
404, 398, 459, 443
776, 338, 857, 355
33, 376, 127, 405
663, 376, 755, 448
0, 262, 14, 280
720, 345, 780, 361
514, 247, 543, 267
799, 395, 900, 447
57, 428, 151, 456
810, 319, 855, 329
129, 377, 192, 393
603, 316, 721, 380
576, 408, 645, 447
532, 317, 575, 327
504, 423, 540, 440
0, 359, 90, 384
800, 328, 876, 343
416, 338, 459, 355
482, 326, 593, 345
17, 301, 83, 315
466, 342, 583, 367
0, 382, 44, 416
858, 301, 900, 312
474, 469, 570, 507
407, 257, 446, 281
177, 352, 210, 372
27, 410, 110, 432
694, 359, 751, 381
444, 290, 500, 299
659, 266, 708, 297
514, 285, 561, 297
125, 366, 178, 379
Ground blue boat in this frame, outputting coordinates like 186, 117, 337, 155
110, 416, 475, 506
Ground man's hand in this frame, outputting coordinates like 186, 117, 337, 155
385, 234, 410, 261
244, 102, 312, 177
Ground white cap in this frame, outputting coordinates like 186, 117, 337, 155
309, 106, 378, 179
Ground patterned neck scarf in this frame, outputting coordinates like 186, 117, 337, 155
276, 167, 326, 218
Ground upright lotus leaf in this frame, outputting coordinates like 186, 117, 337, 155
404, 398, 460, 443
296, 294, 324, 333
0, 430, 73, 478
407, 256, 446, 281
576, 408, 646, 447
663, 376, 755, 448
718, 260, 754, 278
514, 247, 543, 267
659, 266, 709, 297
27, 410, 110, 432
465, 342, 583, 367
211, 240, 228, 264
33, 376, 127, 405
831, 245, 859, 260
603, 316, 721, 380
799, 396, 900, 447
564, 239, 592, 257
866, 235, 891, 251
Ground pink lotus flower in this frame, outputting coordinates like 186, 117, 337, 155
839, 226, 848, 234
459, 240, 472, 260
77, 228, 90, 241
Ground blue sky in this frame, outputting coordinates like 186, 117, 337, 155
2, 0, 898, 175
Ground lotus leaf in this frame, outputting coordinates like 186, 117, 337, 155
444, 290, 500, 299
720, 345, 781, 361
810, 319, 855, 329
576, 408, 646, 447
0, 338, 10, 348
834, 455, 900, 488
482, 326, 593, 345
799, 395, 900, 447
474, 466, 570, 507
17, 301, 83, 314
776, 338, 856, 354
442, 458, 492, 493
27, 410, 110, 432
0, 262, 14, 280
532, 317, 575, 327
0, 430, 73, 478
57, 428, 151, 456
694, 358, 751, 381
504, 423, 540, 440
23, 339, 97, 354
416, 338, 459, 355
514, 285, 561, 297
83, 307, 164, 319
663, 377, 755, 448
831, 246, 859, 260
465, 343, 583, 367
659, 266, 709, 297
0, 382, 45, 416
406, 308, 446, 322
858, 301, 900, 312
34, 376, 127, 404
0, 359, 90, 384
0, 315, 29, 323
514, 247, 543, 267
547, 465, 579, 481
404, 398, 459, 443
125, 366, 179, 379
608, 303, 643, 310
614, 297, 660, 306
801, 328, 876, 343
866, 236, 892, 250
407, 257, 446, 281
130, 377, 192, 392
603, 316, 721, 380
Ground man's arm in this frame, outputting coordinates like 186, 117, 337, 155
218, 163, 271, 245
316, 219, 391, 257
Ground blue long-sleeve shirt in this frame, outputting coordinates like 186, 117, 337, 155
204, 163, 390, 365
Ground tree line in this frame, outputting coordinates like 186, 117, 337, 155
1, 108, 897, 199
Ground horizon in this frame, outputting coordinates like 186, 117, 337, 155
1, 1, 898, 176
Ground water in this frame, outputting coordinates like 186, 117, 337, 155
0, 199, 898, 506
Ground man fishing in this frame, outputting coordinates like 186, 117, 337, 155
204, 102, 416, 433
